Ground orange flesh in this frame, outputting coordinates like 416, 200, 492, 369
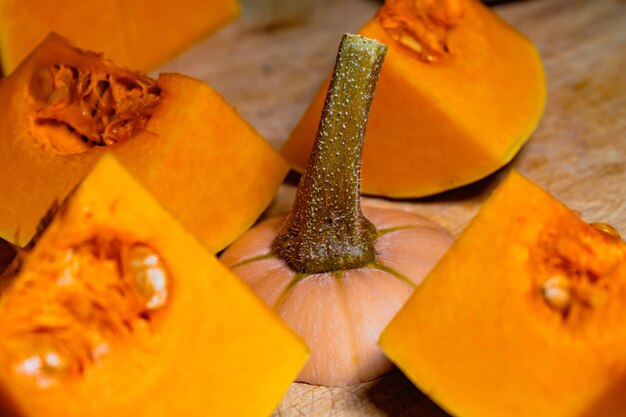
0, 154, 307, 417
0, 0, 240, 73
0, 34, 288, 251
379, 171, 626, 417
283, 0, 545, 197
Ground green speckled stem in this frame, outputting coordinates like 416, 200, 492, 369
272, 34, 387, 274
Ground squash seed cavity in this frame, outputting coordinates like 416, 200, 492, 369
378, 0, 464, 63
532, 223, 626, 321
0, 238, 170, 387
29, 63, 160, 155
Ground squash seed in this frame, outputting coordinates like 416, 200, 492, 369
11, 342, 69, 389
591, 222, 621, 239
542, 275, 571, 312
126, 244, 169, 310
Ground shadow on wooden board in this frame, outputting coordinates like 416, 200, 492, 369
284, 146, 525, 207
0, 239, 16, 275
363, 371, 450, 417
284, 157, 516, 205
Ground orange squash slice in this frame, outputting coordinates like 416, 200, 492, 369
283, 0, 545, 197
0, 153, 308, 417
0, 0, 238, 73
0, 33, 288, 251
380, 171, 626, 417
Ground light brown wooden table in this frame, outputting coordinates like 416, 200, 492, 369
0, 0, 622, 415
161, 0, 625, 415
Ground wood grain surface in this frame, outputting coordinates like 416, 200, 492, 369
0, 0, 621, 416
160, 0, 625, 415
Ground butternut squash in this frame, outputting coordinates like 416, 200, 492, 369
0, 33, 288, 252
0, 154, 308, 417
380, 171, 626, 417
283, 0, 546, 197
0, 0, 238, 73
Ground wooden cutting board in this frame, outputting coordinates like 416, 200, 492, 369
159, 0, 626, 415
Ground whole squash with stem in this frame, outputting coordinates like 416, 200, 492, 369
221, 34, 453, 387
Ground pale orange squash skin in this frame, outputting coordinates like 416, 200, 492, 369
380, 171, 626, 417
0, 154, 308, 417
0, 0, 239, 73
0, 34, 288, 252
221, 206, 453, 387
283, 0, 546, 197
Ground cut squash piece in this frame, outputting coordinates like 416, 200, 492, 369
283, 0, 545, 197
0, 0, 239, 73
0, 34, 288, 251
379, 171, 626, 417
0, 153, 308, 417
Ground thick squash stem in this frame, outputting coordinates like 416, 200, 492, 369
272, 34, 387, 274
